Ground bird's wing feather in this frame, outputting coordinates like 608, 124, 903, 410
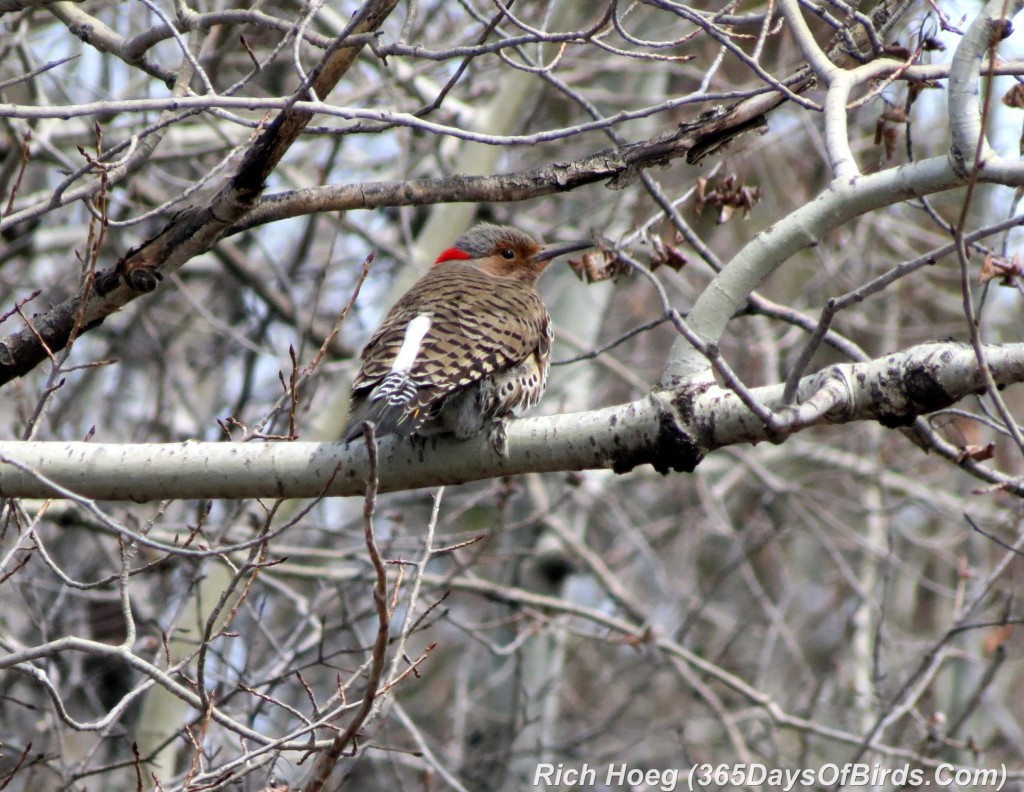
351, 264, 549, 414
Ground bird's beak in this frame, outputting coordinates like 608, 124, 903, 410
533, 238, 593, 263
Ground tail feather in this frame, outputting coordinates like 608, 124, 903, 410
342, 390, 419, 444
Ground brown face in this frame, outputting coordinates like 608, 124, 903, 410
476, 237, 546, 282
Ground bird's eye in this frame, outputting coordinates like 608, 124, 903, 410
500, 248, 516, 260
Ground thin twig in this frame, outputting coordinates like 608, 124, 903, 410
302, 422, 389, 791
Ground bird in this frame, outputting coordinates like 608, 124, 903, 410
342, 223, 592, 450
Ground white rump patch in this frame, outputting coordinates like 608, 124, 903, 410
391, 314, 432, 373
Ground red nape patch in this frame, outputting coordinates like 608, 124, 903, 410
435, 247, 472, 265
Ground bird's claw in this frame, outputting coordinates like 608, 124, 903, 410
488, 418, 510, 458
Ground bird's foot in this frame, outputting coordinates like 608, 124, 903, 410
488, 417, 510, 458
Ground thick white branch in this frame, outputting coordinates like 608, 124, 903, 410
664, 3, 1024, 386
948, 0, 1024, 176
665, 156, 968, 384
0, 342, 1020, 501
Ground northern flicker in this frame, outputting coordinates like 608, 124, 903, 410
342, 223, 591, 446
